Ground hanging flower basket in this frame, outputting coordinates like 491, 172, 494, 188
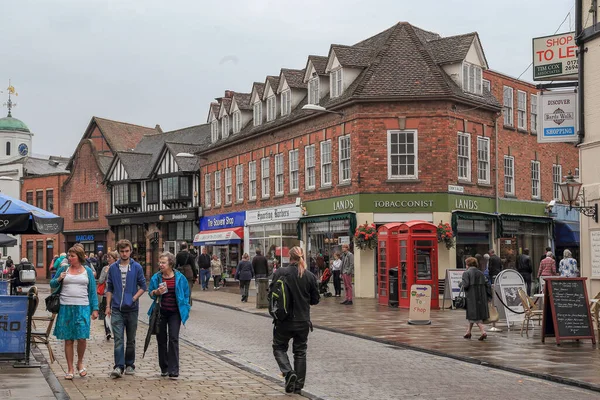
354, 222, 377, 250
437, 222, 455, 250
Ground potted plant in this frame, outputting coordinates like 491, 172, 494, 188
437, 222, 455, 250
354, 222, 377, 250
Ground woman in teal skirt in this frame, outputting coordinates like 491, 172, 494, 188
50, 245, 99, 380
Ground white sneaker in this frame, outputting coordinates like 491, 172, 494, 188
125, 366, 135, 375
110, 367, 123, 378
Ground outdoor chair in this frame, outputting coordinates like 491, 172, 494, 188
590, 292, 600, 344
517, 288, 543, 338
28, 287, 57, 363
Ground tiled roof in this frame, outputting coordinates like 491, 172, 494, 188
251, 82, 265, 100
307, 55, 328, 75
94, 117, 160, 152
330, 45, 375, 68
218, 98, 232, 116
426, 33, 477, 65
207, 102, 220, 122
23, 156, 69, 176
264, 76, 280, 99
97, 155, 114, 175
231, 92, 252, 112
165, 142, 205, 172
116, 151, 154, 180
280, 69, 307, 89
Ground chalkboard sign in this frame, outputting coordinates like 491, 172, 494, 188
541, 278, 596, 345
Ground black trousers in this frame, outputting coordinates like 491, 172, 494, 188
157, 310, 181, 375
272, 320, 310, 390
239, 280, 251, 301
521, 273, 532, 296
333, 270, 342, 296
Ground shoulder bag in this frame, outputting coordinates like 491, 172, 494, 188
454, 286, 467, 310
45, 282, 62, 313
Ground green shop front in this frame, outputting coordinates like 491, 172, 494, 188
299, 193, 552, 299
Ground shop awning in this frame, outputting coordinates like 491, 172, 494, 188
554, 220, 580, 246
451, 211, 500, 237
498, 214, 553, 237
193, 227, 244, 246
296, 212, 357, 240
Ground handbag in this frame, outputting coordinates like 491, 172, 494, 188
45, 284, 62, 313
454, 286, 467, 309
484, 301, 500, 324
149, 298, 162, 335
97, 282, 106, 296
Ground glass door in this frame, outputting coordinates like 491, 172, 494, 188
378, 239, 387, 298
413, 240, 434, 287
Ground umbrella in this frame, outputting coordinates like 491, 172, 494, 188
143, 298, 161, 358
0, 192, 63, 234
0, 233, 17, 247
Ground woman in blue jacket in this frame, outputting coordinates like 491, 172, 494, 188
148, 252, 190, 379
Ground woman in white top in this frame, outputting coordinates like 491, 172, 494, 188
331, 252, 343, 297
50, 246, 99, 380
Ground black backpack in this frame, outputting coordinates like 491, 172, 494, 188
268, 274, 293, 322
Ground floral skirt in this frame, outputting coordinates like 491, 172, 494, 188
54, 304, 91, 340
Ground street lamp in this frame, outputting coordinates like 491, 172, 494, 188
559, 171, 598, 223
301, 104, 344, 117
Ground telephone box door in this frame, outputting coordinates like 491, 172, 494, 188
413, 239, 439, 309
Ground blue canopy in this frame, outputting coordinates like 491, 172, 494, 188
0, 192, 63, 234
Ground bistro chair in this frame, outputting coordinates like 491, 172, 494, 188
27, 287, 57, 363
590, 292, 600, 344
518, 288, 543, 338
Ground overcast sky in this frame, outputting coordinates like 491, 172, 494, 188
1, 0, 575, 158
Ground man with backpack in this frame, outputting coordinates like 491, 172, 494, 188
269, 246, 319, 395
176, 242, 198, 305
11, 257, 36, 295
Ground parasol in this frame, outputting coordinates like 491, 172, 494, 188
0, 193, 63, 234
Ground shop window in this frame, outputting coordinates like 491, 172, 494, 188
26, 241, 33, 263
36, 241, 44, 267
147, 181, 159, 204
46, 189, 54, 212
36, 190, 43, 209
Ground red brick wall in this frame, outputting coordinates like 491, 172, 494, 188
88, 126, 111, 155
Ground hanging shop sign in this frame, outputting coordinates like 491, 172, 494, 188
532, 32, 578, 81
537, 90, 578, 143
199, 211, 246, 231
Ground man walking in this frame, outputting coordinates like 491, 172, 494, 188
340, 244, 354, 305
488, 249, 503, 284
106, 239, 147, 378
516, 248, 533, 296
176, 242, 198, 303
270, 246, 319, 395
252, 249, 269, 279
197, 247, 211, 291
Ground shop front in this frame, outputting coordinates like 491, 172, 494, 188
498, 214, 553, 274
245, 204, 302, 270
193, 211, 246, 279
64, 230, 108, 256
552, 204, 580, 265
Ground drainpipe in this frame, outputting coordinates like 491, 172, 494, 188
576, 0, 585, 144
494, 115, 500, 252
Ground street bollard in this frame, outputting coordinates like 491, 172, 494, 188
256, 278, 269, 309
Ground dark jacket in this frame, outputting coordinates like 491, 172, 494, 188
271, 263, 319, 322
197, 253, 211, 270
235, 260, 254, 281
106, 259, 147, 312
176, 250, 198, 280
516, 254, 533, 276
488, 255, 503, 278
460, 266, 491, 321
252, 254, 269, 276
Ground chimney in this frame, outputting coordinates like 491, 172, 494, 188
155, 124, 163, 133
224, 90, 234, 98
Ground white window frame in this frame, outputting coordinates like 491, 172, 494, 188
504, 156, 515, 195
482, 79, 491, 92
224, 168, 232, 205
211, 120, 219, 143
552, 164, 562, 201
330, 68, 343, 98
517, 90, 527, 130
531, 160, 541, 199
253, 102, 262, 126
261, 158, 270, 198
530, 94, 538, 133
222, 115, 229, 139
236, 164, 244, 202
387, 130, 418, 180
248, 161, 257, 200
503, 86, 514, 126
305, 145, 316, 189
320, 140, 332, 187
575, 168, 580, 180
477, 136, 490, 184
281, 90, 291, 116
214, 170, 221, 206
462, 62, 482, 95
204, 173, 211, 207
289, 149, 299, 193
339, 135, 351, 184
308, 76, 319, 105
275, 154, 284, 195
267, 95, 276, 121
233, 110, 242, 134
457, 132, 471, 182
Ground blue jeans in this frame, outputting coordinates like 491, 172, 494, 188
111, 309, 139, 371
200, 269, 211, 289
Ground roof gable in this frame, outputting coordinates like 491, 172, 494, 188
303, 55, 328, 82
263, 76, 280, 100
218, 98, 232, 118
426, 33, 478, 66
278, 69, 307, 93
326, 45, 375, 72
230, 92, 252, 113
207, 102, 219, 123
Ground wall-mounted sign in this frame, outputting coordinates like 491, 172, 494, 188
448, 185, 464, 193
454, 198, 479, 211
590, 230, 600, 278
537, 90, 578, 143
246, 204, 302, 225
199, 211, 246, 231
532, 32, 578, 81
76, 234, 95, 242
373, 200, 434, 209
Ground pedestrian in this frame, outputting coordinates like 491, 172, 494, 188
51, 246, 99, 380
252, 249, 269, 279
482, 253, 490, 280
340, 244, 354, 305
460, 257, 491, 341
559, 249, 579, 277
516, 248, 533, 296
316, 250, 325, 274
54, 252, 67, 271
147, 252, 190, 380
211, 254, 222, 290
271, 246, 320, 394
175, 242, 197, 304
235, 253, 254, 302
197, 247, 211, 291
487, 249, 502, 284
331, 252, 342, 297
540, 246, 553, 262
538, 251, 558, 278
11, 258, 36, 295
105, 239, 147, 379
98, 251, 118, 340
88, 253, 99, 278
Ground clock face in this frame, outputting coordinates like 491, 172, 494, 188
18, 143, 28, 156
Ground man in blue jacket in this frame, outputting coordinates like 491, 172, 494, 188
106, 239, 147, 378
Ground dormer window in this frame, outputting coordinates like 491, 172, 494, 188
222, 115, 229, 139
281, 90, 291, 116
267, 95, 276, 122
211, 120, 219, 143
308, 76, 319, 105
253, 102, 262, 126
330, 68, 343, 98
233, 110, 241, 134
462, 62, 482, 95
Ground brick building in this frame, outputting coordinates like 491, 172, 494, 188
196, 22, 578, 299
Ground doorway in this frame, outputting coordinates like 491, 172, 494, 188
46, 240, 54, 279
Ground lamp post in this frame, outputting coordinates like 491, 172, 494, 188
559, 171, 598, 223
301, 104, 344, 117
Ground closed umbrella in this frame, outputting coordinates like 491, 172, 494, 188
0, 193, 63, 234
143, 298, 161, 358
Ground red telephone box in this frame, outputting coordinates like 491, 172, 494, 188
377, 221, 439, 309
